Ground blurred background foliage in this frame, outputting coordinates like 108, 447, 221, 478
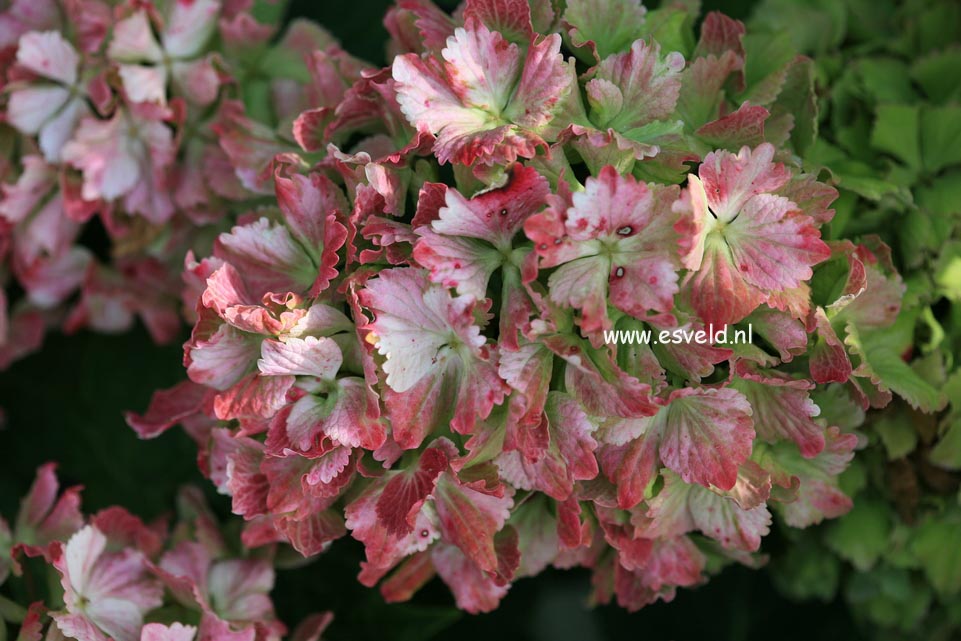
745, 0, 961, 639
3, 0, 960, 639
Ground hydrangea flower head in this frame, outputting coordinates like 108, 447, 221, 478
98, 0, 906, 615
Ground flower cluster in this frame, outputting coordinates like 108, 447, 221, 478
0, 464, 332, 641
0, 0, 361, 369
126, 0, 907, 614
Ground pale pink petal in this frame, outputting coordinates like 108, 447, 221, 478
413, 230, 502, 300
16, 30, 78, 84
698, 143, 790, 223
163, 0, 220, 58
171, 58, 220, 105
0, 0, 59, 48
433, 472, 512, 575
431, 543, 508, 613
187, 324, 259, 391
687, 486, 771, 552
359, 268, 485, 393
207, 559, 273, 622
345, 478, 439, 573
15, 463, 84, 544
125, 380, 210, 439
658, 387, 755, 491
7, 86, 71, 135
108, 11, 163, 62
587, 39, 684, 130
62, 112, 173, 203
723, 194, 830, 292
215, 218, 315, 298
38, 96, 86, 162
731, 367, 824, 457
52, 614, 110, 641
425, 165, 549, 247
258, 336, 342, 379
140, 623, 196, 641
393, 23, 570, 165
462, 0, 534, 42
117, 64, 168, 104
0, 155, 55, 224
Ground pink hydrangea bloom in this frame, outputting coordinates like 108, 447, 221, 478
123, 0, 912, 614
0, 465, 331, 641
0, 0, 905, 617
0, 0, 334, 369
7, 31, 88, 161
108, 1, 221, 106
392, 18, 573, 166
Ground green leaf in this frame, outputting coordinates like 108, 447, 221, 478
749, 0, 845, 55
845, 322, 948, 413
845, 566, 932, 632
915, 1, 961, 55
824, 499, 891, 571
260, 46, 314, 84
898, 208, 939, 270
873, 412, 918, 460
871, 104, 921, 170
805, 140, 913, 202
858, 58, 917, 104
824, 188, 856, 240
935, 241, 961, 302
252, 0, 288, 24
740, 31, 797, 105
770, 57, 818, 156
930, 418, 961, 470
919, 307, 946, 354
912, 48, 961, 103
838, 457, 869, 498
917, 170, 961, 217
769, 537, 840, 601
844, 0, 898, 44
921, 105, 961, 174
0, 595, 26, 624
812, 384, 866, 431
621, 119, 685, 145
241, 79, 275, 127
810, 251, 852, 308
563, 0, 649, 61
911, 511, 961, 597
642, 7, 696, 59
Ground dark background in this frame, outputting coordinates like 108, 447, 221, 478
0, 1, 868, 639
